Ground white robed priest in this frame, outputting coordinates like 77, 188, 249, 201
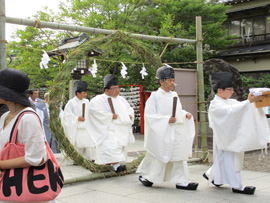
62, 81, 94, 161
88, 74, 135, 173
203, 72, 270, 195
137, 66, 198, 190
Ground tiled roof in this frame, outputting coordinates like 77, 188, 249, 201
219, 44, 270, 57
48, 33, 103, 57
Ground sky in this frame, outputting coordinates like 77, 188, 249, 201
5, 0, 61, 41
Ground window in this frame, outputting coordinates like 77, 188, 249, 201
75, 60, 87, 69
266, 16, 270, 33
227, 16, 268, 41
241, 19, 253, 36
253, 16, 265, 35
229, 20, 240, 36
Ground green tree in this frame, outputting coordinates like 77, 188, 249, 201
8, 0, 231, 91
59, 0, 230, 68
242, 74, 270, 94
6, 8, 66, 89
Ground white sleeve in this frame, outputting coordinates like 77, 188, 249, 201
18, 114, 47, 166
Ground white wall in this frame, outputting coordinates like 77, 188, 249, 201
225, 56, 270, 72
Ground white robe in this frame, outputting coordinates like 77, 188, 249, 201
62, 97, 94, 151
88, 93, 134, 164
137, 88, 195, 183
207, 95, 270, 188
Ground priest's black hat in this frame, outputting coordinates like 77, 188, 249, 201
211, 72, 233, 89
104, 74, 118, 89
74, 81, 88, 92
156, 66, 175, 80
0, 68, 31, 107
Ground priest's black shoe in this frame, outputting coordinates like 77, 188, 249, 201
202, 173, 222, 187
232, 186, 256, 195
115, 165, 126, 173
139, 176, 153, 187
176, 182, 198, 190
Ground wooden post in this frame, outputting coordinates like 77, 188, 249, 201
196, 16, 208, 161
0, 0, 7, 70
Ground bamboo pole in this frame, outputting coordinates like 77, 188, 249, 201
196, 16, 208, 161
0, 0, 7, 70
5, 17, 196, 44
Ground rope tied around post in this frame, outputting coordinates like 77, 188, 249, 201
159, 37, 174, 58
34, 19, 42, 29
0, 39, 8, 44
34, 19, 68, 59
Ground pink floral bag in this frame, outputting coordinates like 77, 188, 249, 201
0, 110, 64, 202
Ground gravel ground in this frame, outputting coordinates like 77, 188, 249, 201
243, 150, 270, 172
200, 149, 270, 173
135, 134, 270, 173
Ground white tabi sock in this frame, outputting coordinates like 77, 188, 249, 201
233, 186, 245, 191
140, 176, 146, 181
176, 182, 189, 187
112, 163, 120, 171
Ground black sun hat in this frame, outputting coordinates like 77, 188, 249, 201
0, 68, 31, 107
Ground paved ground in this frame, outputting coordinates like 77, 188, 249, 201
54, 134, 270, 203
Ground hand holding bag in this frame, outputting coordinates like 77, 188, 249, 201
0, 110, 64, 202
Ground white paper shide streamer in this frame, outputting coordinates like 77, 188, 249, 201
40, 50, 51, 69
90, 59, 98, 78
121, 62, 128, 78
140, 63, 148, 79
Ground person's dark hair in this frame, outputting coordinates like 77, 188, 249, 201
0, 104, 9, 117
28, 90, 33, 95
28, 89, 38, 95
75, 90, 84, 96
213, 87, 226, 94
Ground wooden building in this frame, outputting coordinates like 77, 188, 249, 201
219, 0, 270, 77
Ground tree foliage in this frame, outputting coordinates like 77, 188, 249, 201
59, 0, 230, 66
241, 74, 270, 93
6, 8, 67, 89
7, 0, 231, 90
